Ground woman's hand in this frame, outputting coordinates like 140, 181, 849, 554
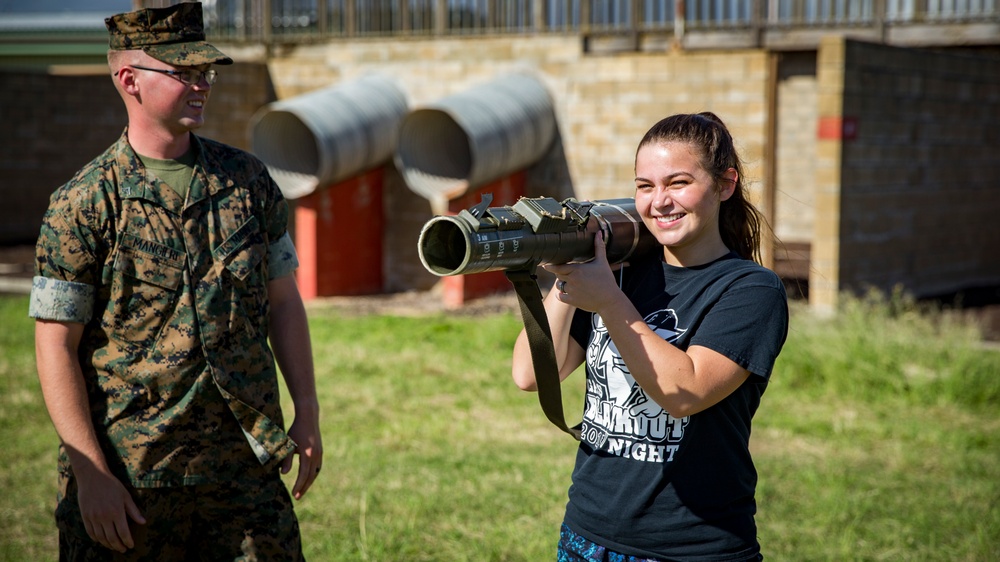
544, 231, 626, 314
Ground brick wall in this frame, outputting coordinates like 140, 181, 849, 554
775, 51, 819, 245
7, 35, 997, 304
1, 70, 125, 244
811, 37, 1000, 310
0, 62, 274, 244
265, 36, 772, 292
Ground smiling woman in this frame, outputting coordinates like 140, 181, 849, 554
634, 140, 736, 267
511, 112, 788, 562
635, 113, 764, 266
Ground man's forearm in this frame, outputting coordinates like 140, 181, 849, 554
267, 276, 318, 415
35, 320, 113, 478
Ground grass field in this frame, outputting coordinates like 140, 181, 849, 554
1, 291, 998, 561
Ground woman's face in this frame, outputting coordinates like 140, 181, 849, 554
634, 141, 735, 266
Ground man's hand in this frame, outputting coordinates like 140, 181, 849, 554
35, 319, 146, 551
282, 414, 323, 500
76, 470, 146, 553
268, 274, 323, 501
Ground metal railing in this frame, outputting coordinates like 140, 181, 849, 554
134, 0, 1000, 41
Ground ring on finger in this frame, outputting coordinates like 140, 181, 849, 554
557, 280, 567, 294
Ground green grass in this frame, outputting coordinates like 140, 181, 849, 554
2, 290, 998, 561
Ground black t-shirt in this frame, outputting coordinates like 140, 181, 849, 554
565, 251, 788, 561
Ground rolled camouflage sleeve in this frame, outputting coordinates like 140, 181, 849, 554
29, 276, 95, 323
268, 232, 299, 280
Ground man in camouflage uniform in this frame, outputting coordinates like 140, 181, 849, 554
29, 2, 322, 559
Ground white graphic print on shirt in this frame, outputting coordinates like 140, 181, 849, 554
580, 309, 690, 463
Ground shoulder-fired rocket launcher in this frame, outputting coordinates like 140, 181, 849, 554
417, 195, 659, 276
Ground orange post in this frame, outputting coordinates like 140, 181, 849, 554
294, 167, 385, 299
441, 171, 527, 308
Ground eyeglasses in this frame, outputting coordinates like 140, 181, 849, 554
130, 65, 218, 86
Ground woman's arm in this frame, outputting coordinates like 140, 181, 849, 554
591, 294, 750, 418
545, 233, 750, 418
510, 281, 586, 391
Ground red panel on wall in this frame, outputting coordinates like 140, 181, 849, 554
818, 116, 858, 140
295, 167, 384, 299
441, 171, 527, 308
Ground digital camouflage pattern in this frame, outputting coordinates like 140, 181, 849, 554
105, 2, 233, 66
31, 129, 298, 491
29, 276, 95, 323
56, 468, 303, 560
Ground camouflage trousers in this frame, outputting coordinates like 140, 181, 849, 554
56, 470, 303, 561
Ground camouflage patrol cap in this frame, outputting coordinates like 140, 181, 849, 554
105, 2, 233, 66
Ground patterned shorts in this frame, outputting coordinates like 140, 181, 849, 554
556, 524, 764, 562
557, 524, 663, 562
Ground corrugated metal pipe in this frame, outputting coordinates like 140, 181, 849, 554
250, 74, 409, 200
394, 73, 557, 209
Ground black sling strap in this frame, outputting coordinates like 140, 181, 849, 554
505, 268, 582, 440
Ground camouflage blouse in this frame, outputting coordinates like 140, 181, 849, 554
30, 130, 299, 488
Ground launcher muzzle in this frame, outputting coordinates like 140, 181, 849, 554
418, 195, 659, 276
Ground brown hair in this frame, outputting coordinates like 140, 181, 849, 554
636, 112, 765, 263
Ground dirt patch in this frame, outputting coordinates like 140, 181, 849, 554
307, 287, 521, 318
4, 243, 1000, 339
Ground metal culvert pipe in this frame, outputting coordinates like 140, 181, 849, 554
394, 73, 557, 205
250, 74, 409, 200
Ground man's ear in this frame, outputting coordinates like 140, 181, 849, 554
116, 67, 140, 96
